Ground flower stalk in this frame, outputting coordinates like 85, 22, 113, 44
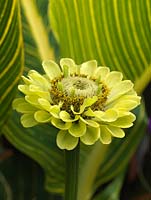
78, 142, 108, 200
64, 142, 80, 200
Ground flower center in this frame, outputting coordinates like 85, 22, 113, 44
73, 80, 87, 89
50, 75, 110, 116
61, 77, 98, 98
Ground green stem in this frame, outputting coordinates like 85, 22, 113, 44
78, 142, 108, 200
64, 142, 80, 200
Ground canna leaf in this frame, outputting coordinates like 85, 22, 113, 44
0, 0, 24, 128
49, 0, 151, 94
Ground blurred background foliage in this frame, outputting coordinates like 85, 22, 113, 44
0, 0, 151, 199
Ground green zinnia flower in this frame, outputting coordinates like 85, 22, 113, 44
13, 58, 141, 150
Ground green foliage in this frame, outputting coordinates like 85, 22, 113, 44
0, 171, 12, 200
0, 0, 24, 128
93, 172, 125, 200
0, 145, 61, 200
0, 0, 151, 199
95, 105, 147, 188
78, 104, 147, 199
3, 114, 64, 194
49, 0, 151, 93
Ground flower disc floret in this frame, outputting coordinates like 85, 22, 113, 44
13, 58, 141, 150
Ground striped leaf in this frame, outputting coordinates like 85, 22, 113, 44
2, 0, 62, 195
49, 0, 151, 94
78, 104, 147, 199
0, 149, 61, 200
0, 172, 12, 200
49, 1, 149, 197
48, 2, 150, 196
2, 104, 147, 196
1, 0, 149, 197
3, 113, 65, 194
93, 172, 125, 200
0, 0, 24, 128
95, 105, 147, 189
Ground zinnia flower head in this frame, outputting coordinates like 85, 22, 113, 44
13, 58, 141, 150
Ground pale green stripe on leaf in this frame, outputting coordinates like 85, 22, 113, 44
50, 0, 151, 92
113, 1, 136, 79
21, 0, 54, 60
3, 117, 65, 193
73, 0, 86, 60
128, 1, 147, 68
95, 105, 147, 188
0, 0, 24, 128
0, 0, 16, 44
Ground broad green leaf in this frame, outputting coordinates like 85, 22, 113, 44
49, 0, 151, 94
93, 172, 125, 200
49, 1, 149, 197
1, 0, 149, 197
78, 104, 147, 200
0, 172, 12, 200
21, 0, 54, 61
2, 114, 65, 194
20, 0, 53, 71
0, 0, 24, 128
2, 0, 60, 194
0, 146, 62, 200
2, 105, 147, 197
94, 105, 147, 190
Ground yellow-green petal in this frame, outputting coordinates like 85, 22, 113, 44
60, 58, 76, 74
18, 85, 29, 94
80, 117, 99, 128
28, 70, 50, 89
42, 60, 61, 80
25, 95, 41, 107
51, 117, 72, 130
113, 100, 140, 111
21, 114, 38, 127
107, 126, 125, 138
29, 85, 51, 100
21, 76, 31, 85
106, 95, 141, 110
62, 65, 70, 77
12, 98, 26, 109
80, 60, 97, 77
38, 98, 52, 112
80, 126, 100, 145
71, 96, 98, 114
84, 108, 95, 117
15, 102, 37, 113
29, 84, 42, 92
109, 112, 136, 128
94, 109, 118, 122
34, 110, 51, 123
107, 80, 134, 104
105, 71, 123, 88
59, 111, 79, 122
56, 130, 79, 150
119, 94, 141, 103
100, 125, 112, 144
49, 105, 61, 118
69, 120, 86, 137
94, 66, 110, 80
101, 109, 118, 122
